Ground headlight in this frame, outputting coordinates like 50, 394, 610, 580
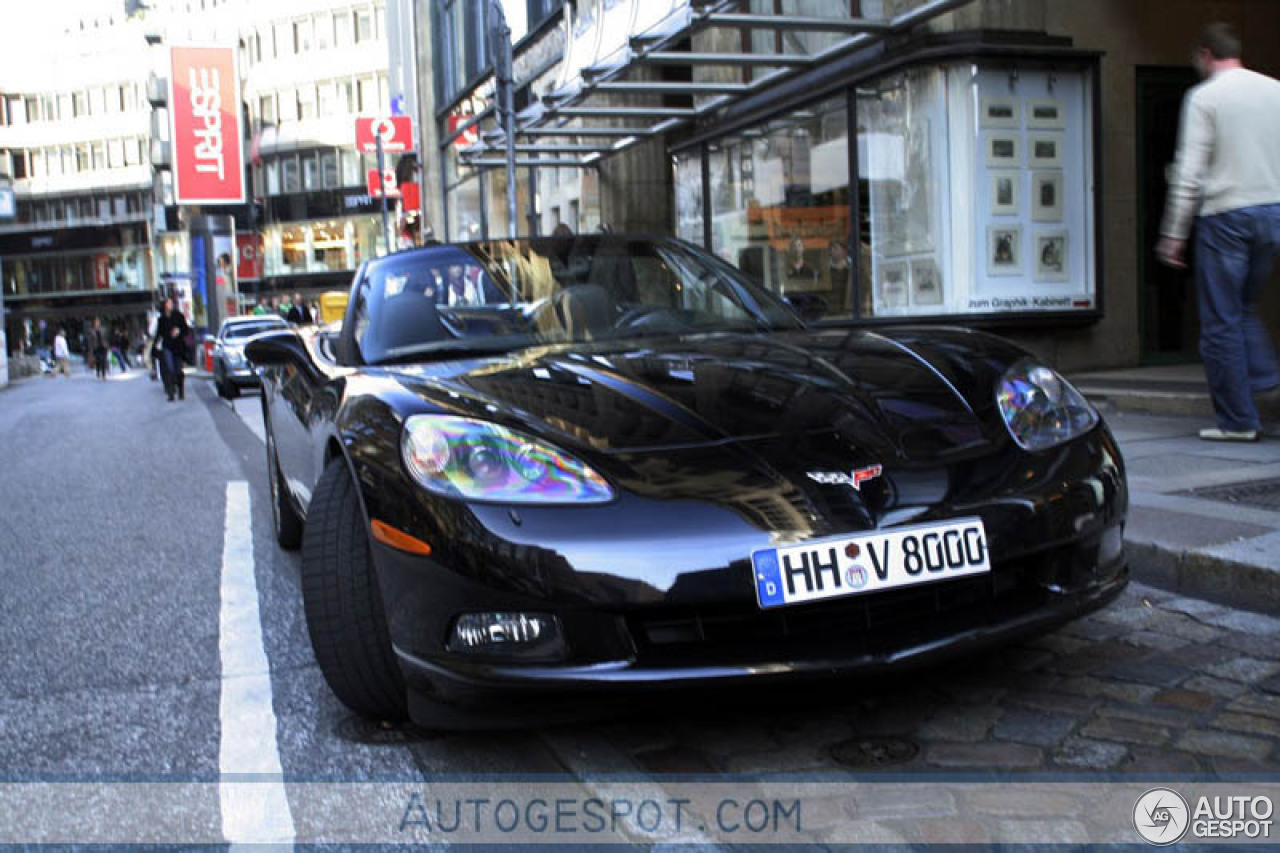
996, 361, 1098, 451
401, 415, 614, 504
224, 347, 246, 366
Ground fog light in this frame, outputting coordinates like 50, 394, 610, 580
447, 612, 566, 659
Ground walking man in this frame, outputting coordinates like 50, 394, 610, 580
1157, 22, 1280, 441
155, 297, 190, 401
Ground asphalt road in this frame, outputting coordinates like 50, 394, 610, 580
1, 366, 1277, 843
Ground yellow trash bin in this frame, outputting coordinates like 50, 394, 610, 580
319, 291, 349, 326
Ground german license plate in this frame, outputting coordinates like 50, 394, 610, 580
752, 517, 990, 609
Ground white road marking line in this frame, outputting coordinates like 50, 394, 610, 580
219, 481, 295, 845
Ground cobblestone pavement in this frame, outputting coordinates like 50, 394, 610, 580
564, 581, 1280, 777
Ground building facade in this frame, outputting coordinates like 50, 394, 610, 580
413, 0, 1280, 372
0, 15, 157, 354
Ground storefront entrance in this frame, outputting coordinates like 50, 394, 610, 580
1136, 66, 1200, 364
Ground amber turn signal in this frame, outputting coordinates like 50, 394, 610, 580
370, 519, 433, 556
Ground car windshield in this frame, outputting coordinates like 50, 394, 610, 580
351, 236, 803, 365
223, 320, 285, 340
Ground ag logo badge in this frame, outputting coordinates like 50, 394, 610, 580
1133, 787, 1189, 846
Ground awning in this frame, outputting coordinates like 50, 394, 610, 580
459, 0, 977, 171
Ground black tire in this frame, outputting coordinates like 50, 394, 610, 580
265, 413, 303, 550
301, 458, 408, 721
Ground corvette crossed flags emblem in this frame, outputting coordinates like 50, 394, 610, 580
806, 465, 883, 491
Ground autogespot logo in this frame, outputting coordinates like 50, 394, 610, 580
1134, 788, 1190, 846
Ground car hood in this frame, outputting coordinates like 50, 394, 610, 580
382, 327, 1024, 464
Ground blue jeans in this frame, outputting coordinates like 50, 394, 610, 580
1195, 203, 1280, 432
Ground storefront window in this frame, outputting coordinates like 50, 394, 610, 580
858, 62, 1096, 318
709, 94, 851, 316
859, 66, 949, 317
673, 150, 703, 245
280, 226, 307, 272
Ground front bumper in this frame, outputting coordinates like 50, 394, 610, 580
222, 365, 260, 387
368, 424, 1129, 726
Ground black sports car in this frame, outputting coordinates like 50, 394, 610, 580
247, 235, 1127, 728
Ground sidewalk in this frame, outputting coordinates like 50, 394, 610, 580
1076, 365, 1280, 615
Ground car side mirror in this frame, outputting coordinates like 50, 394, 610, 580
245, 328, 310, 368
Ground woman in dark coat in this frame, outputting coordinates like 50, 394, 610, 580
154, 298, 190, 401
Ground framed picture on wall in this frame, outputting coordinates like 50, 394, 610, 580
1031, 171, 1063, 221
990, 172, 1020, 216
980, 96, 1021, 129
985, 133, 1021, 168
1034, 231, 1069, 282
879, 261, 909, 308
1028, 133, 1063, 168
1026, 98, 1065, 130
910, 257, 943, 305
987, 225, 1022, 277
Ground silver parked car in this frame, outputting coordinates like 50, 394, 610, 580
212, 314, 287, 399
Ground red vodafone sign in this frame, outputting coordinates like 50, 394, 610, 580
169, 46, 245, 204
367, 168, 401, 199
236, 234, 263, 281
355, 116, 412, 153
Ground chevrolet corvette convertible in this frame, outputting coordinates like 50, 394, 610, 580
247, 235, 1127, 728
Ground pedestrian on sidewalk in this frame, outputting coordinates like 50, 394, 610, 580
110, 327, 132, 371
155, 297, 190, 401
1157, 22, 1280, 443
52, 328, 71, 377
286, 291, 313, 325
90, 319, 109, 381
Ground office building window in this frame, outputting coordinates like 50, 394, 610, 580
123, 84, 136, 112
335, 9, 353, 46
282, 157, 300, 192
125, 138, 141, 166
297, 85, 317, 120
56, 93, 71, 120
338, 79, 355, 113
91, 142, 106, 171
73, 91, 87, 117
89, 87, 104, 115
357, 76, 376, 113
266, 158, 280, 195
315, 12, 332, 50
303, 153, 319, 190
375, 5, 385, 38
259, 93, 275, 124
61, 147, 74, 174
341, 150, 360, 186
76, 145, 89, 171
318, 82, 337, 116
108, 139, 124, 168
355, 8, 373, 42
293, 17, 312, 53
321, 151, 338, 188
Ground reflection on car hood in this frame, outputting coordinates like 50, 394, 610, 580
384, 327, 1022, 463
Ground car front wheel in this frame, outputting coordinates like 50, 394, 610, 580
300, 458, 408, 721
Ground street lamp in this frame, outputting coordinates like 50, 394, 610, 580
486, 0, 518, 239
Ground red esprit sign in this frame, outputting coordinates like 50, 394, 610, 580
169, 46, 245, 204
367, 168, 401, 199
355, 116, 412, 153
